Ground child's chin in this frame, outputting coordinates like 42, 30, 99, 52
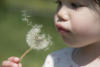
63, 39, 88, 48
65, 43, 86, 48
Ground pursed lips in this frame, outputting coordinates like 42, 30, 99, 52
56, 24, 70, 33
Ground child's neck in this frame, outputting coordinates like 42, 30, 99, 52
72, 41, 100, 66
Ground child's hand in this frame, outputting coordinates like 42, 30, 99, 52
2, 56, 22, 67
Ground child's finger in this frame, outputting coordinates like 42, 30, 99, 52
18, 63, 22, 67
2, 61, 18, 67
8, 56, 20, 63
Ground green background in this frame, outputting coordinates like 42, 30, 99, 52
0, 0, 67, 67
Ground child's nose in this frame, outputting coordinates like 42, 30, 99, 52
57, 7, 70, 22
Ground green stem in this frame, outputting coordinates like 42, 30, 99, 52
20, 48, 33, 62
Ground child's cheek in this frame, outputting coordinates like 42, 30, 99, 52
71, 20, 95, 37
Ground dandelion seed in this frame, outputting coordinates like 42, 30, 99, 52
27, 21, 32, 26
21, 10, 32, 26
21, 10, 27, 17
20, 24, 52, 61
22, 17, 28, 21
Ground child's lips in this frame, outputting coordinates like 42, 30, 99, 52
56, 24, 71, 33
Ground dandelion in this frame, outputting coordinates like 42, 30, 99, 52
20, 24, 52, 61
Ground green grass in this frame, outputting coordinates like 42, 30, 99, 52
0, 1, 67, 67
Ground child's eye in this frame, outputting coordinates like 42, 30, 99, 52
70, 3, 84, 9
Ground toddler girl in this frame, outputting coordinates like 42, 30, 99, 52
2, 0, 100, 67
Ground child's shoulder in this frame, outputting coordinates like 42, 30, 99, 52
46, 47, 74, 62
49, 47, 74, 56
43, 48, 78, 67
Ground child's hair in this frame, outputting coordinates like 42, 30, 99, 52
92, 0, 100, 15
95, 0, 100, 6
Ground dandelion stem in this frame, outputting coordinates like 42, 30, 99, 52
20, 48, 33, 62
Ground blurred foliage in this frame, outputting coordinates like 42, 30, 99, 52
5, 0, 57, 11
0, 0, 66, 67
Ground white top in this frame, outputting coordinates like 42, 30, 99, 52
42, 48, 79, 67
42, 48, 100, 67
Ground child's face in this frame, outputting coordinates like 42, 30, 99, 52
55, 0, 100, 48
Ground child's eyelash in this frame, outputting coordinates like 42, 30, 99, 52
53, 0, 85, 10
70, 3, 85, 9
71, 3, 80, 8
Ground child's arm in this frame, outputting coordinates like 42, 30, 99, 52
2, 56, 22, 67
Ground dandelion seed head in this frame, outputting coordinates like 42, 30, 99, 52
26, 24, 52, 50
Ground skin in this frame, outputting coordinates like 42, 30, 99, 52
55, 0, 100, 66
2, 0, 100, 67
2, 56, 22, 67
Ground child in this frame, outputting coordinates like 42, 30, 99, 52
2, 0, 100, 67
